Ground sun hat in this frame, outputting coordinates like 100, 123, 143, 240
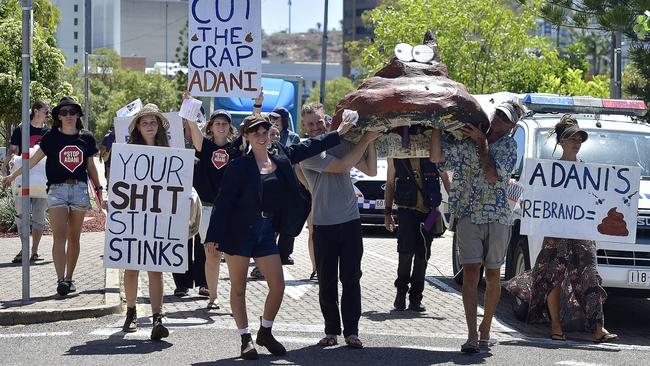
51, 97, 83, 120
128, 103, 170, 133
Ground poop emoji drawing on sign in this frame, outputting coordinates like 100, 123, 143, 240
245, 32, 254, 43
191, 34, 199, 42
597, 207, 628, 236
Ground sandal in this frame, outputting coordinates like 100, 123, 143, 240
593, 332, 618, 343
309, 271, 317, 281
551, 333, 567, 341
478, 338, 494, 347
11, 253, 22, 264
206, 301, 220, 310
316, 335, 337, 347
460, 339, 480, 354
30, 253, 43, 262
344, 335, 364, 349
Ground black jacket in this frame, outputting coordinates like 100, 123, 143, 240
205, 131, 341, 249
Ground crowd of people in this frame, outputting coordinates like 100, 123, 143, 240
1, 95, 619, 358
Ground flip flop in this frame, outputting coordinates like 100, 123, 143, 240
478, 338, 495, 347
317, 335, 337, 347
30, 253, 43, 262
206, 301, 220, 310
460, 339, 480, 354
344, 335, 364, 349
550, 333, 567, 341
593, 332, 618, 343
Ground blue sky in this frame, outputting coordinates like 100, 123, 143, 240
261, 0, 343, 34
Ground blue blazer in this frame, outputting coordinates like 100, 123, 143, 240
205, 131, 341, 249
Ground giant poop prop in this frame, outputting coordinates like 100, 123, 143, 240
331, 30, 489, 158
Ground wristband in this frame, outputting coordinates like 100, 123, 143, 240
253, 104, 262, 108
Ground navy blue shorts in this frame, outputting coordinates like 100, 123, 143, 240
223, 216, 278, 258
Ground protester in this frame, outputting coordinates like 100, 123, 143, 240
269, 123, 281, 143
505, 114, 618, 343
98, 126, 115, 185
270, 107, 300, 147
204, 111, 353, 360
383, 153, 443, 312
3, 97, 102, 297
2, 101, 50, 264
299, 103, 380, 349
184, 103, 241, 309
430, 100, 520, 353
120, 104, 172, 340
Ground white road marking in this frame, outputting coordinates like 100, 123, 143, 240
0, 332, 72, 338
556, 361, 610, 366
282, 268, 315, 300
400, 345, 460, 353
273, 336, 322, 345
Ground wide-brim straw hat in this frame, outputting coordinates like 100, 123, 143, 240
128, 103, 170, 133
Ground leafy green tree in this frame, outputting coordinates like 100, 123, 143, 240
538, 68, 609, 97
0, 0, 70, 145
306, 77, 356, 116
346, 0, 568, 94
63, 49, 180, 139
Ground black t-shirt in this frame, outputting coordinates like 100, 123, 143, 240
10, 124, 50, 154
39, 128, 98, 186
193, 138, 241, 204
261, 170, 281, 213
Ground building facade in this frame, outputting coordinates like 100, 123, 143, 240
51, 0, 86, 66
342, 0, 379, 77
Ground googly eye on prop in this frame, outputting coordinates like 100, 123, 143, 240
412, 45, 434, 63
394, 43, 414, 62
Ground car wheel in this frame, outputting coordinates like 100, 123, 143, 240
452, 233, 484, 285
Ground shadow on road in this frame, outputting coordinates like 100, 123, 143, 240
65, 337, 173, 356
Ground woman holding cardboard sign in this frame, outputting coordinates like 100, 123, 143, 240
204, 111, 354, 359
505, 114, 617, 343
119, 104, 172, 341
3, 97, 102, 297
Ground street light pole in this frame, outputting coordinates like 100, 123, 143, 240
84, 52, 90, 130
319, 0, 329, 105
20, 0, 33, 302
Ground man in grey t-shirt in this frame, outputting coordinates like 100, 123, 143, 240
299, 103, 380, 348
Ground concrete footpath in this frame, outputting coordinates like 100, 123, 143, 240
0, 232, 121, 325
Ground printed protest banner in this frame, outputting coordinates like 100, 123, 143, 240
520, 158, 641, 243
114, 112, 184, 148
104, 144, 195, 273
116, 99, 142, 117
187, 0, 262, 97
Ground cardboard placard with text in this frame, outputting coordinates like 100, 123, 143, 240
103, 144, 195, 273
520, 158, 641, 243
187, 0, 262, 97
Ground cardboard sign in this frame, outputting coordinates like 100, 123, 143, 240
104, 144, 195, 273
187, 0, 262, 97
11, 146, 47, 198
116, 99, 142, 117
520, 158, 641, 243
113, 112, 185, 148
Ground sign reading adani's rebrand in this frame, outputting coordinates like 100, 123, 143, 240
520, 158, 641, 243
187, 0, 262, 97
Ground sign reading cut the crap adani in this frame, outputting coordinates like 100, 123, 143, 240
104, 144, 195, 273
188, 0, 261, 97
520, 158, 641, 243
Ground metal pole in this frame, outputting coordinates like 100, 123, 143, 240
20, 0, 32, 302
319, 0, 329, 105
165, 2, 168, 76
288, 0, 291, 34
609, 32, 622, 99
84, 52, 90, 130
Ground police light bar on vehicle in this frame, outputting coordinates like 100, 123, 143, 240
521, 94, 648, 117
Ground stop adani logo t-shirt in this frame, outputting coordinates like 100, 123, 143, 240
39, 128, 98, 187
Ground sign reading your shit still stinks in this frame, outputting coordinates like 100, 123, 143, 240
187, 0, 262, 97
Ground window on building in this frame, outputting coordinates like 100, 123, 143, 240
74, 31, 78, 40
74, 4, 78, 12
74, 18, 78, 26
74, 45, 78, 53
74, 59, 78, 64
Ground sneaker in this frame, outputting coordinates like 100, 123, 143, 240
408, 302, 426, 312
198, 287, 210, 297
67, 280, 76, 293
122, 307, 138, 333
173, 288, 189, 297
150, 313, 169, 341
240, 333, 259, 360
56, 279, 70, 296
393, 289, 407, 311
250, 267, 264, 279
256, 317, 287, 356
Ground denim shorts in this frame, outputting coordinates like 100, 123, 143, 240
223, 216, 278, 258
47, 182, 91, 211
14, 196, 47, 231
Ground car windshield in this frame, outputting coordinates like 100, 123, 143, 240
535, 128, 650, 179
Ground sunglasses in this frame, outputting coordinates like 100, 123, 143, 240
59, 108, 79, 117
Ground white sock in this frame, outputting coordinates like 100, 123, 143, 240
261, 318, 274, 328
238, 327, 250, 335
